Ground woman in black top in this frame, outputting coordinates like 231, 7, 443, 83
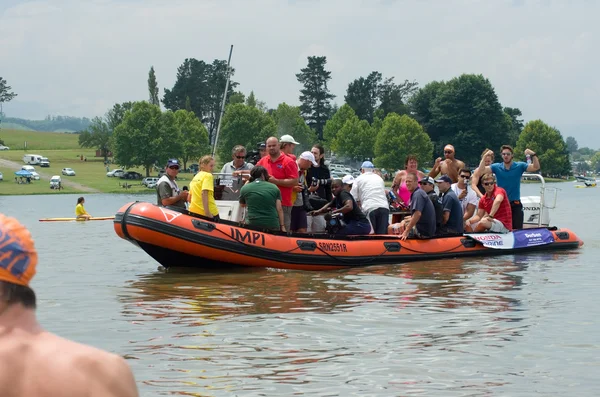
305, 144, 332, 202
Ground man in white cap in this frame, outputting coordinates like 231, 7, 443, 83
290, 151, 319, 233
342, 174, 354, 192
350, 160, 389, 234
280, 134, 300, 161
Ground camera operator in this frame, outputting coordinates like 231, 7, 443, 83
310, 179, 371, 235
245, 142, 267, 166
305, 144, 332, 232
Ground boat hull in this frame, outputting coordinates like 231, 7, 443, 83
114, 202, 583, 271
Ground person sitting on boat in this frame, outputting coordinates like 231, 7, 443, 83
220, 145, 254, 178
435, 175, 464, 234
417, 176, 443, 232
391, 155, 426, 208
451, 169, 478, 226
310, 179, 371, 235
428, 144, 466, 183
350, 161, 389, 235
75, 197, 92, 220
395, 172, 437, 240
239, 166, 285, 232
341, 174, 354, 192
465, 173, 512, 233
156, 159, 188, 209
189, 155, 220, 221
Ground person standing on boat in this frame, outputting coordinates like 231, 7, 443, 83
239, 166, 285, 232
290, 152, 319, 233
471, 148, 493, 198
428, 144, 466, 183
477, 145, 540, 229
310, 179, 371, 235
435, 175, 464, 234
156, 159, 188, 209
257, 137, 299, 231
189, 155, 220, 221
280, 134, 300, 161
0, 214, 139, 397
350, 161, 389, 235
305, 144, 332, 233
75, 197, 92, 220
465, 173, 512, 233
220, 145, 254, 177
391, 155, 426, 208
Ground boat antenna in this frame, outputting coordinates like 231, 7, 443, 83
212, 44, 234, 157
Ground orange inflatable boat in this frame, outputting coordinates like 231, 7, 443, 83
114, 202, 583, 271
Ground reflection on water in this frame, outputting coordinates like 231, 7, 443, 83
119, 258, 544, 396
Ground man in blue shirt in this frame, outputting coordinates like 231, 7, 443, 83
435, 175, 464, 234
477, 145, 540, 229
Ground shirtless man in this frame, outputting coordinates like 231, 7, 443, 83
0, 214, 139, 397
429, 144, 465, 183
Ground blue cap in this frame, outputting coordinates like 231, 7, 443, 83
361, 161, 375, 169
167, 159, 180, 168
435, 175, 452, 184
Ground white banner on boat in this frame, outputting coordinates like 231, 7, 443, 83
465, 228, 555, 250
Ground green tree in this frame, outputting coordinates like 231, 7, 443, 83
577, 147, 595, 156
504, 107, 524, 146
410, 74, 510, 165
296, 56, 335, 140
374, 113, 433, 171
344, 71, 382, 123
334, 117, 374, 161
0, 77, 17, 128
515, 120, 571, 176
323, 104, 356, 151
78, 117, 111, 161
378, 77, 418, 118
148, 66, 160, 106
246, 91, 257, 108
112, 102, 183, 176
106, 102, 134, 131
589, 151, 600, 172
163, 58, 238, 144
216, 103, 276, 162
173, 109, 210, 170
566, 136, 578, 153
229, 91, 245, 105
271, 103, 317, 153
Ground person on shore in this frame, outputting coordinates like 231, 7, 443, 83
75, 197, 92, 220
189, 155, 220, 221
239, 166, 285, 232
429, 144, 466, 183
465, 173, 512, 233
0, 214, 139, 397
477, 145, 540, 229
305, 144, 332, 233
257, 137, 299, 231
156, 159, 188, 209
220, 145, 254, 177
391, 155, 426, 208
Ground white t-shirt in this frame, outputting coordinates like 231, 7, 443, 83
451, 183, 478, 213
350, 172, 389, 214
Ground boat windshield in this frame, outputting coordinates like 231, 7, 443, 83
213, 173, 244, 201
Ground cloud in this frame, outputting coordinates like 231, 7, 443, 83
1, 0, 599, 146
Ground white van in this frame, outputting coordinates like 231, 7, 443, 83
40, 157, 50, 167
21, 165, 41, 180
23, 154, 43, 165
50, 175, 62, 189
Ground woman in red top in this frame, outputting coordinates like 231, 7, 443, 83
465, 173, 512, 233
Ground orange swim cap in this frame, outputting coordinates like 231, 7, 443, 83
0, 214, 37, 287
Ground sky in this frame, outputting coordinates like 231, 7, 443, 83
1, 0, 598, 147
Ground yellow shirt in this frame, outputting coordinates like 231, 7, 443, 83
75, 203, 88, 216
189, 171, 219, 217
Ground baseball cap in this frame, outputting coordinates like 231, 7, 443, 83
361, 161, 375, 169
258, 142, 266, 149
0, 214, 38, 287
342, 174, 355, 185
280, 134, 300, 144
435, 175, 452, 184
166, 159, 180, 168
419, 176, 435, 185
299, 151, 318, 166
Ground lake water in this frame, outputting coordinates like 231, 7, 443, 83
0, 182, 598, 396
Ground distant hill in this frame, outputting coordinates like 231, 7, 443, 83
0, 115, 91, 133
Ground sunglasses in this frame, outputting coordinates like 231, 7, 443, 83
460, 175, 470, 179
501, 152, 512, 156
168, 166, 179, 170
444, 150, 453, 154
235, 155, 245, 159
483, 182, 494, 186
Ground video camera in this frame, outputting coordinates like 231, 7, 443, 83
245, 142, 266, 165
324, 212, 346, 234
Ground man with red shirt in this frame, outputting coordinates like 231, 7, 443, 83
465, 172, 512, 233
257, 136, 299, 231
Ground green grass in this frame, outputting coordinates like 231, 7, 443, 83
0, 128, 81, 150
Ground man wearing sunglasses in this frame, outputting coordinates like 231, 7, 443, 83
477, 145, 540, 229
428, 144, 465, 183
451, 169, 478, 225
156, 159, 188, 209
220, 145, 254, 177
465, 173, 512, 233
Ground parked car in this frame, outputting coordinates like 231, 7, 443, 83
106, 169, 125, 177
147, 181, 158, 189
62, 168, 76, 176
22, 165, 41, 180
0, 145, 9, 150
40, 157, 50, 167
142, 177, 160, 187
50, 175, 62, 189
120, 171, 143, 180
0, 171, 3, 181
